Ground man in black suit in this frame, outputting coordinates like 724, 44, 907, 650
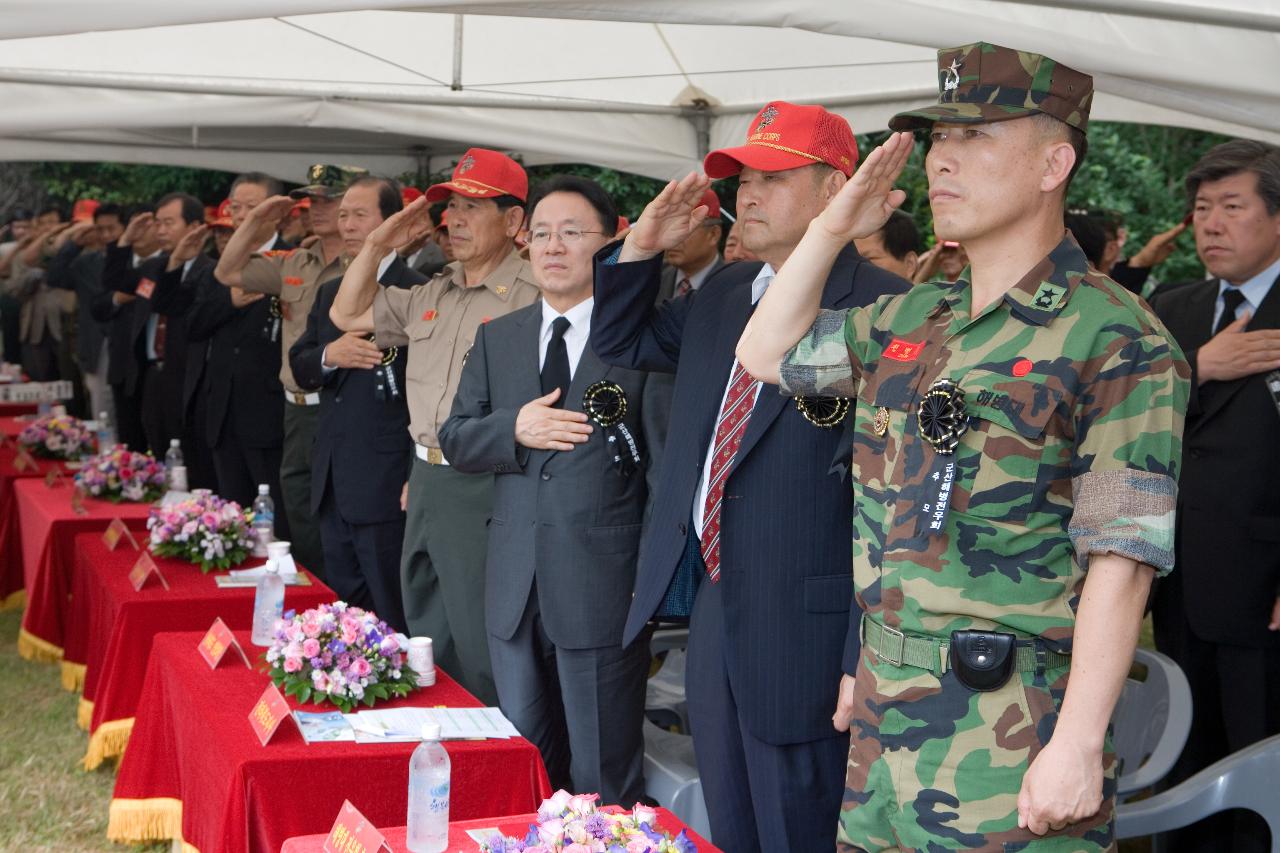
1151, 139, 1280, 853
290, 177, 426, 632
592, 101, 909, 851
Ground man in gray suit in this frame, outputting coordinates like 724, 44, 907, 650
440, 175, 653, 804
655, 187, 725, 304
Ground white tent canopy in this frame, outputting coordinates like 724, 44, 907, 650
0, 1, 1276, 182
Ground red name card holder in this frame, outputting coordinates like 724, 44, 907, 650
103, 517, 141, 551
12, 447, 35, 472
323, 800, 392, 853
128, 551, 169, 591
248, 682, 295, 747
197, 617, 250, 670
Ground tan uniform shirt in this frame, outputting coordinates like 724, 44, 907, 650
240, 244, 346, 395
373, 248, 540, 448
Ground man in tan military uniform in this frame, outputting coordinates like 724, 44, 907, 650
215, 164, 369, 578
331, 149, 540, 703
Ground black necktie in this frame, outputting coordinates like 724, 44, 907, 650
1214, 287, 1246, 336
541, 316, 572, 405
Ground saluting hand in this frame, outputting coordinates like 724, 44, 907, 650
515, 388, 593, 452
816, 131, 913, 244
167, 224, 210, 270
119, 212, 155, 247
323, 332, 383, 370
620, 171, 712, 262
1196, 312, 1280, 383
367, 197, 435, 254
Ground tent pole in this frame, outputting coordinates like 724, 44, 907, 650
689, 99, 711, 161
451, 15, 464, 92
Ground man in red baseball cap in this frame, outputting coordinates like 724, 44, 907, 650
590, 101, 909, 851
331, 147, 539, 704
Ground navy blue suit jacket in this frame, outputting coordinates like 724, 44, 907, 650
592, 244, 909, 746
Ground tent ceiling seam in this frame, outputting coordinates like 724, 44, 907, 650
272, 16, 450, 87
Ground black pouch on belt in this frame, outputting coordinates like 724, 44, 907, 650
949, 630, 1017, 692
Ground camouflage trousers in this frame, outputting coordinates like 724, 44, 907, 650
837, 647, 1117, 852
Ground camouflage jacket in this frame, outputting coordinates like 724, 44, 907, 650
780, 235, 1190, 651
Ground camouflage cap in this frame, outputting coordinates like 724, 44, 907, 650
288, 164, 369, 200
890, 42, 1092, 133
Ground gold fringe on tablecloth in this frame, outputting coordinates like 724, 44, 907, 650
106, 796, 185, 845
76, 697, 94, 730
16, 626, 63, 662
82, 716, 133, 771
0, 588, 24, 611
61, 660, 86, 692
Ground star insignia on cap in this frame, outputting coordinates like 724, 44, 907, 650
756, 105, 779, 132
458, 154, 476, 174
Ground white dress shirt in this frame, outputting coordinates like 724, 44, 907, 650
692, 263, 775, 537
1212, 256, 1280, 330
538, 296, 594, 379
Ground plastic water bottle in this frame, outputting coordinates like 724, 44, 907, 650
406, 723, 450, 852
164, 439, 188, 492
250, 561, 285, 646
95, 411, 117, 452
251, 484, 274, 558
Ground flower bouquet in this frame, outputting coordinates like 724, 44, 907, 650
481, 791, 697, 853
263, 602, 416, 711
73, 445, 166, 503
17, 414, 95, 460
147, 492, 257, 572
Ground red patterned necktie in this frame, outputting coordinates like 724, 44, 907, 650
699, 359, 760, 582
153, 315, 167, 361
675, 276, 693, 298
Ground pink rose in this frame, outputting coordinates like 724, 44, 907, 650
538, 790, 573, 821
625, 841, 651, 853
282, 656, 302, 673
351, 657, 372, 677
302, 639, 320, 657
302, 618, 321, 639
563, 845, 592, 853
536, 819, 565, 847
632, 804, 657, 828
568, 794, 599, 817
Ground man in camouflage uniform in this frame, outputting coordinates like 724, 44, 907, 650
734, 43, 1190, 850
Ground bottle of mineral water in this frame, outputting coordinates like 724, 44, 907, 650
164, 439, 187, 491
406, 722, 450, 852
95, 411, 117, 452
251, 484, 273, 558
250, 561, 284, 646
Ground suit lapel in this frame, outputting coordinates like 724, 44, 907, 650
1196, 272, 1280, 427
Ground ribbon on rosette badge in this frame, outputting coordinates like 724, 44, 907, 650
367, 334, 401, 402
582, 381, 640, 476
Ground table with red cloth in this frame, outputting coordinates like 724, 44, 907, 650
280, 807, 721, 853
0, 414, 33, 437
0, 443, 70, 611
14, 477, 151, 663
0, 402, 38, 417
108, 630, 552, 853
66, 533, 337, 769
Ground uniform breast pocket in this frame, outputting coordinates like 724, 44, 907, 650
851, 366, 919, 495
952, 370, 1063, 522
406, 317, 437, 343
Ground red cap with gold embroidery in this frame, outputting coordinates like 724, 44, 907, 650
402, 186, 423, 206
208, 199, 233, 229
704, 101, 858, 179
425, 148, 528, 204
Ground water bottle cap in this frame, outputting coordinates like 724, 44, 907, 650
420, 722, 442, 741
258, 484, 270, 495
170, 439, 180, 447
98, 411, 109, 419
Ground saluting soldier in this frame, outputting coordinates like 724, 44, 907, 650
330, 148, 540, 704
216, 164, 369, 579
735, 44, 1190, 850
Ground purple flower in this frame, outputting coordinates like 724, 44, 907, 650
584, 814, 610, 840
673, 829, 697, 853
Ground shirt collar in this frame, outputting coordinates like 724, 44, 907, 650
942, 233, 1086, 327
683, 255, 721, 291
375, 251, 397, 283
1221, 255, 1280, 310
540, 296, 594, 335
133, 248, 162, 265
447, 247, 528, 301
255, 234, 278, 255
750, 263, 775, 306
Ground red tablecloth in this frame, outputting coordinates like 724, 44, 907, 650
0, 402, 38, 417
69, 533, 337, 768
0, 444, 68, 611
280, 807, 721, 853
109, 630, 552, 853
0, 414, 33, 437
14, 478, 151, 662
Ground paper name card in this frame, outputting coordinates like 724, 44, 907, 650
102, 518, 140, 551
323, 800, 391, 853
135, 277, 156, 299
128, 551, 168, 591
198, 617, 249, 669
248, 682, 293, 746
12, 447, 35, 472
0, 380, 73, 403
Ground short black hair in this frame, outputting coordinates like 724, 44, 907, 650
1065, 211, 1108, 268
347, 175, 403, 220
1186, 139, 1280, 216
154, 192, 204, 225
7, 208, 33, 224
525, 175, 618, 237
93, 202, 124, 223
878, 211, 920, 261
230, 171, 283, 198
491, 194, 525, 213
1032, 113, 1088, 189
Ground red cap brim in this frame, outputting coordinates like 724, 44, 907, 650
703, 143, 822, 179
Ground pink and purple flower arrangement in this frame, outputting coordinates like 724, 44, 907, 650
263, 602, 417, 712
17, 414, 95, 460
73, 445, 166, 503
147, 492, 257, 572
481, 791, 697, 853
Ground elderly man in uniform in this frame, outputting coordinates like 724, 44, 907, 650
735, 44, 1189, 850
216, 164, 367, 577
330, 148, 540, 704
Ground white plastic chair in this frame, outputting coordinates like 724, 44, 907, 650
1111, 647, 1192, 797
642, 718, 712, 842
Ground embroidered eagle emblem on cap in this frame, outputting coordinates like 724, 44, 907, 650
756, 105, 779, 132
458, 155, 476, 174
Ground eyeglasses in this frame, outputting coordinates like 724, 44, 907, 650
526, 227, 605, 246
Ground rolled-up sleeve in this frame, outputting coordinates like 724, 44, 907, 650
778, 308, 860, 398
239, 255, 284, 295
1068, 330, 1190, 575
372, 285, 414, 347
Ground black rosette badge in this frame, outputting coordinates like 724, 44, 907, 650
583, 381, 640, 476
795, 396, 851, 429
916, 378, 969, 454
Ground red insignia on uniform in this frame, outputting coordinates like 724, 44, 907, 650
481, 316, 492, 324
262, 249, 296, 259
883, 339, 924, 362
283, 276, 304, 286
1012, 358, 1033, 377
135, 278, 156, 299
422, 309, 438, 321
